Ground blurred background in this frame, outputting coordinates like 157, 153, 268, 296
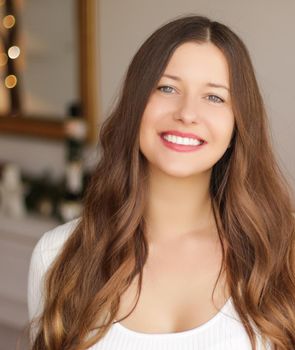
0, 0, 294, 349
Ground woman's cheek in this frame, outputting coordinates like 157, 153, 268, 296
206, 115, 234, 143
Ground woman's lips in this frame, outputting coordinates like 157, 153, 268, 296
159, 134, 207, 152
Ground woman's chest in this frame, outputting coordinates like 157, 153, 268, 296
115, 240, 229, 333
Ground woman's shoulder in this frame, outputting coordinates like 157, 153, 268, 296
32, 218, 80, 268
28, 218, 80, 321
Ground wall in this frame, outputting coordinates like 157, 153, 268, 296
0, 0, 294, 190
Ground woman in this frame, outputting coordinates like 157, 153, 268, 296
28, 15, 295, 350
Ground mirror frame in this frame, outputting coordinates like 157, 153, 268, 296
0, 0, 99, 144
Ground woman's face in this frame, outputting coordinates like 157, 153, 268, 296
139, 41, 235, 179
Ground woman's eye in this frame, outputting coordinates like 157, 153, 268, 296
207, 95, 224, 103
157, 85, 176, 94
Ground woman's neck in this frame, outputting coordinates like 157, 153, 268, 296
144, 166, 217, 245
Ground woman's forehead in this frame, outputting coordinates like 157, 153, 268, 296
162, 42, 230, 86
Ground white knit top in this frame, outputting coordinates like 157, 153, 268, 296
28, 219, 272, 350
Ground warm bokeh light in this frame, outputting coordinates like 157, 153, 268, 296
0, 52, 8, 66
0, 0, 5, 6
8, 45, 20, 59
3, 15, 16, 29
5, 74, 17, 88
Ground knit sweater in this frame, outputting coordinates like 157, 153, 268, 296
27, 219, 272, 349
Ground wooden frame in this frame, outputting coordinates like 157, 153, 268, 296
0, 0, 99, 144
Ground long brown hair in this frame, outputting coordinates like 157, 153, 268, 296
29, 15, 295, 349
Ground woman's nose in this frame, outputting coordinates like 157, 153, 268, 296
173, 95, 201, 125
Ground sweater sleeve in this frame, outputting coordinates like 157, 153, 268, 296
27, 231, 48, 322
27, 230, 52, 344
27, 219, 80, 342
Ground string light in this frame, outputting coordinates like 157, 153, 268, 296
1, 2, 21, 100
5, 74, 17, 88
3, 14, 15, 29
8, 45, 20, 59
0, 52, 8, 66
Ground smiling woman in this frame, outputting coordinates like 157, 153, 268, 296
139, 42, 234, 179
27, 15, 295, 350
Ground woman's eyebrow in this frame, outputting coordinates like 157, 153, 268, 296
206, 82, 230, 92
162, 74, 230, 92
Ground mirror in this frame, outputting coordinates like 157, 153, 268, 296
0, 0, 98, 143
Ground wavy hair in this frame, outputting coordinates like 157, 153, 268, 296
29, 15, 295, 349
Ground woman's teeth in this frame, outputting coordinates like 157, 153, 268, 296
163, 134, 203, 146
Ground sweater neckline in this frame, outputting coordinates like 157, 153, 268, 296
112, 296, 233, 339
